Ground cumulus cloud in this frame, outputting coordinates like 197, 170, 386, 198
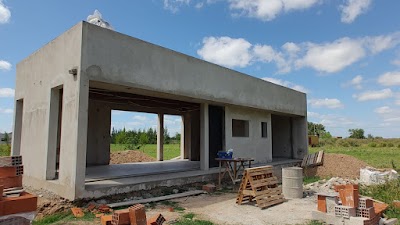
374, 106, 392, 114
308, 112, 355, 128
378, 71, 400, 86
342, 75, 363, 89
262, 77, 308, 93
0, 108, 12, 114
308, 98, 344, 109
197, 32, 400, 73
0, 0, 11, 24
374, 106, 400, 123
353, 88, 393, 101
0, 60, 11, 71
228, 0, 321, 21
0, 88, 14, 97
295, 38, 365, 73
197, 36, 253, 68
340, 0, 372, 24
164, 0, 191, 13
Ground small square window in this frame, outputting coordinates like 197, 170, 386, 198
232, 119, 249, 137
261, 122, 268, 138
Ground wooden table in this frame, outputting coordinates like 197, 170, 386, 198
216, 158, 255, 187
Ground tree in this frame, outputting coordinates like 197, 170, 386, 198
2, 133, 10, 146
138, 132, 149, 150
307, 122, 331, 138
348, 128, 365, 139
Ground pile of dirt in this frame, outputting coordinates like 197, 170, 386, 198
304, 153, 368, 179
110, 150, 156, 164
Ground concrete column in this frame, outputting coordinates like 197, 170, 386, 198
200, 103, 209, 170
157, 113, 164, 161
184, 113, 192, 160
180, 115, 185, 160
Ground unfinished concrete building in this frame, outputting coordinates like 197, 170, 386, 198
12, 22, 308, 200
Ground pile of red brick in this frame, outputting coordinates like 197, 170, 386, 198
0, 156, 37, 224
101, 204, 165, 225
317, 184, 394, 225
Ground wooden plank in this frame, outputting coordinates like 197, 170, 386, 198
108, 190, 206, 208
242, 190, 255, 196
316, 151, 324, 165
255, 190, 282, 201
245, 166, 273, 172
258, 198, 285, 209
248, 170, 273, 177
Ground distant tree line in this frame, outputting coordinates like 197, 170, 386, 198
110, 127, 180, 146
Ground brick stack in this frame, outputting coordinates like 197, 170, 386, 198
316, 184, 390, 225
0, 156, 37, 223
103, 204, 165, 225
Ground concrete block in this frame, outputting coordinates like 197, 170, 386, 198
128, 204, 146, 225
359, 198, 374, 209
202, 184, 216, 193
147, 214, 165, 225
0, 156, 22, 167
0, 176, 22, 189
101, 215, 112, 225
311, 210, 345, 225
112, 209, 130, 225
356, 207, 375, 219
0, 166, 23, 178
0, 192, 37, 216
334, 205, 356, 218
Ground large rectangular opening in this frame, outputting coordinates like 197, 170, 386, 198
46, 86, 63, 180
12, 99, 24, 155
84, 82, 201, 184
209, 105, 225, 168
271, 114, 293, 160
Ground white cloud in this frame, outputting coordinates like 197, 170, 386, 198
164, 0, 191, 13
197, 36, 253, 68
396, 99, 400, 106
353, 88, 393, 101
262, 77, 308, 93
364, 32, 400, 54
342, 75, 363, 89
308, 98, 344, 109
0, 60, 11, 71
391, 59, 400, 66
340, 0, 372, 24
295, 38, 365, 73
307, 111, 320, 118
0, 108, 12, 114
377, 71, 400, 86
0, 88, 14, 97
228, 0, 321, 21
0, 0, 11, 24
253, 45, 290, 73
374, 106, 392, 114
133, 115, 148, 121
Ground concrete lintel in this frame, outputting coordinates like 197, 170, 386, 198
157, 113, 164, 161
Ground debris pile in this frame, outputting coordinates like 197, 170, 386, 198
0, 156, 37, 224
312, 184, 397, 225
304, 177, 359, 196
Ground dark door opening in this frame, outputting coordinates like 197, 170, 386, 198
208, 105, 225, 168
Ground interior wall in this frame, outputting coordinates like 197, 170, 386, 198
86, 99, 111, 166
271, 115, 292, 158
225, 106, 272, 164
291, 116, 308, 159
190, 110, 200, 161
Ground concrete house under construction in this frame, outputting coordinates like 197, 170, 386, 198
12, 22, 308, 200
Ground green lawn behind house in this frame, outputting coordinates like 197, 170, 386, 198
110, 143, 180, 160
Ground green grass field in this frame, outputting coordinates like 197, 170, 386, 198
110, 143, 181, 160
309, 146, 400, 169
0, 144, 11, 156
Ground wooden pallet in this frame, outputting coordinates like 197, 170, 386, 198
236, 166, 285, 209
301, 150, 324, 168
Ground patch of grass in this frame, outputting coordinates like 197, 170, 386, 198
309, 145, 400, 169
360, 179, 400, 220
160, 200, 185, 212
110, 143, 180, 160
175, 213, 215, 225
0, 144, 11, 156
304, 221, 324, 225
303, 176, 321, 185
33, 211, 96, 225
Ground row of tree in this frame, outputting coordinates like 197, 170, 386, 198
307, 122, 376, 139
110, 127, 180, 145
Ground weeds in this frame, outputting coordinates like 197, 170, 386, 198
303, 176, 321, 185
175, 213, 215, 225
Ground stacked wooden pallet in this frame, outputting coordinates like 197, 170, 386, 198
0, 156, 37, 224
236, 166, 285, 209
301, 150, 324, 167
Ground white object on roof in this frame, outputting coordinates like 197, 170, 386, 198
87, 10, 113, 30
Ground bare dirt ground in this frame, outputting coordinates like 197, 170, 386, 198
110, 150, 156, 164
304, 153, 368, 179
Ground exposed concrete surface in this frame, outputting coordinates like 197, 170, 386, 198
176, 193, 316, 225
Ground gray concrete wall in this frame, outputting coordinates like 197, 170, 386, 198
12, 22, 85, 199
271, 115, 292, 158
80, 22, 306, 117
86, 99, 111, 166
291, 116, 308, 160
225, 106, 272, 164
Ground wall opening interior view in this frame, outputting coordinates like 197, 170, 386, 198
110, 111, 183, 164
84, 84, 201, 184
271, 114, 293, 160
209, 105, 225, 167
46, 86, 63, 180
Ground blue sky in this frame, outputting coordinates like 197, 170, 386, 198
1, 0, 400, 137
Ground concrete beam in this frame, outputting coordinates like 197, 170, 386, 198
157, 113, 164, 161
200, 103, 209, 171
